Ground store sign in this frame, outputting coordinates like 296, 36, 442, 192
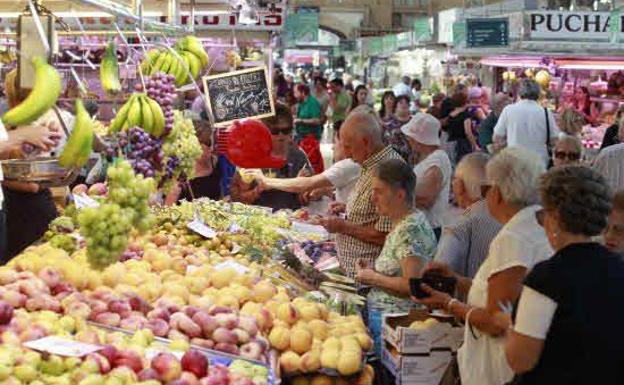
529, 11, 624, 40
202, 67, 275, 126
466, 18, 509, 48
0, 8, 285, 32
414, 17, 432, 42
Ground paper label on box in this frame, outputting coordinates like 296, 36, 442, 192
187, 219, 217, 238
214, 260, 249, 274
23, 336, 102, 357
74, 193, 100, 209
145, 348, 184, 361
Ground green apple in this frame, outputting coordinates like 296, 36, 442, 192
79, 359, 100, 374
13, 365, 38, 382
21, 351, 42, 368
78, 374, 105, 385
40, 355, 65, 376
64, 357, 82, 371
0, 366, 12, 381
59, 316, 77, 333
103, 378, 123, 385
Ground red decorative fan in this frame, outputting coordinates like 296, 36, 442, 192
226, 119, 286, 169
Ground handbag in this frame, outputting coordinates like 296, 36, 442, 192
544, 108, 554, 168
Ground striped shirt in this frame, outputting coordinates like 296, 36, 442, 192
336, 146, 405, 277
592, 143, 624, 193
434, 200, 502, 279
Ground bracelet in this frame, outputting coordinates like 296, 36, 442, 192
446, 298, 459, 312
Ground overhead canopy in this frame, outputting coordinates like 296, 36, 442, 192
481, 56, 624, 70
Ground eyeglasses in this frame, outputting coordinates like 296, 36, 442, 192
554, 151, 580, 161
270, 126, 293, 136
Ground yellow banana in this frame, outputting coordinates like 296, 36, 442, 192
139, 96, 154, 135
2, 56, 62, 127
168, 51, 180, 78
158, 52, 174, 75
126, 95, 143, 128
177, 36, 209, 67
109, 95, 136, 133
182, 51, 201, 79
141, 48, 161, 74
150, 51, 169, 76
145, 96, 165, 138
100, 41, 122, 95
59, 99, 94, 168
174, 54, 189, 86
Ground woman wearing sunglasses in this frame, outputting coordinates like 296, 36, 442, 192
502, 166, 624, 385
413, 147, 551, 385
552, 135, 582, 167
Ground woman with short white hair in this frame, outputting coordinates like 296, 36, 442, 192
415, 147, 553, 385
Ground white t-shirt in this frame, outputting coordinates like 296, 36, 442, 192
322, 159, 361, 203
458, 205, 553, 385
413, 149, 452, 228
493, 100, 560, 166
592, 143, 624, 193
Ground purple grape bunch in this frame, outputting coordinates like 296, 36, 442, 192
121, 126, 164, 178
136, 72, 176, 136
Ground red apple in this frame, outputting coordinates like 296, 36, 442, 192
114, 350, 144, 373
192, 312, 218, 338
151, 353, 183, 382
181, 351, 208, 378
138, 368, 161, 381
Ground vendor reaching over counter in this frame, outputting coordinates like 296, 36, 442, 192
229, 104, 313, 211
247, 120, 360, 204
316, 111, 405, 278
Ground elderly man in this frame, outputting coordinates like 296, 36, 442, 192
318, 111, 405, 278
593, 120, 624, 192
434, 153, 502, 278
493, 79, 560, 167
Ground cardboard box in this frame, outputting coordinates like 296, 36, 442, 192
383, 310, 464, 354
381, 343, 453, 385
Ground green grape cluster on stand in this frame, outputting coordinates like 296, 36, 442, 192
107, 159, 157, 232
78, 203, 134, 270
162, 111, 202, 181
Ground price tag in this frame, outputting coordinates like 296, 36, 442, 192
187, 219, 217, 239
214, 260, 249, 274
23, 336, 102, 357
229, 222, 243, 233
231, 243, 242, 255
73, 193, 100, 210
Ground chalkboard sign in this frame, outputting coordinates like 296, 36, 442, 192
202, 67, 275, 126
466, 18, 509, 48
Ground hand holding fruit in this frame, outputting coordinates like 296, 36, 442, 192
317, 216, 346, 234
13, 122, 60, 151
411, 283, 452, 310
355, 266, 378, 286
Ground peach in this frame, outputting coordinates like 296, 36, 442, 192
276, 303, 299, 325
147, 308, 171, 322
300, 350, 321, 373
191, 311, 219, 337
151, 353, 182, 382
239, 341, 264, 361
94, 312, 121, 327
190, 338, 215, 350
279, 351, 301, 374
168, 329, 190, 342
290, 328, 313, 355
37, 267, 61, 288
237, 316, 258, 337
212, 327, 238, 345
119, 315, 148, 331
268, 326, 290, 351
87, 182, 107, 196
170, 313, 202, 338
252, 280, 277, 303
180, 350, 208, 378
147, 318, 170, 337
232, 328, 250, 344
214, 342, 239, 355
214, 313, 238, 329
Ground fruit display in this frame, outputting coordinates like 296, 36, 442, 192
58, 99, 95, 168
2, 56, 62, 127
140, 36, 209, 86
225, 50, 242, 69
141, 73, 177, 136
100, 41, 122, 95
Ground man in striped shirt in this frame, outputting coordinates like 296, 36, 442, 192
318, 110, 405, 277
435, 153, 502, 278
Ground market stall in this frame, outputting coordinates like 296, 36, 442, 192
0, 2, 379, 385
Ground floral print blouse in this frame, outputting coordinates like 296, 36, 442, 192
382, 116, 414, 165
368, 210, 438, 311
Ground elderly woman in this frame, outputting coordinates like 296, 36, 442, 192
604, 190, 624, 254
356, 158, 437, 358
415, 147, 551, 385
401, 113, 452, 238
479, 93, 510, 153
552, 135, 582, 167
503, 166, 624, 384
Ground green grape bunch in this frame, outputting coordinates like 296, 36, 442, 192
78, 203, 134, 270
162, 111, 202, 181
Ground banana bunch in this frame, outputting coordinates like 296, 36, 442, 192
2, 56, 61, 127
109, 93, 165, 137
59, 99, 94, 168
140, 36, 209, 86
225, 50, 242, 68
100, 41, 122, 95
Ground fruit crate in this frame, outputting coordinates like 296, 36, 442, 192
89, 321, 278, 385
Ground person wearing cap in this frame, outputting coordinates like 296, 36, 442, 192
229, 104, 313, 211
401, 113, 452, 239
